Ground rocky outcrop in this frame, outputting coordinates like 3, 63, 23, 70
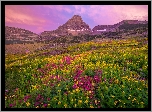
5, 26, 40, 44
92, 20, 148, 35
40, 15, 92, 38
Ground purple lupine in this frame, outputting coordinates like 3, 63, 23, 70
95, 69, 102, 76
51, 63, 57, 69
89, 95, 93, 99
74, 76, 78, 80
47, 98, 50, 101
104, 78, 106, 82
9, 104, 13, 108
59, 64, 64, 69
109, 78, 113, 84
43, 104, 48, 108
72, 84, 78, 89
50, 83, 54, 87
94, 75, 101, 83
78, 81, 83, 87
24, 95, 31, 102
41, 97, 44, 101
19, 99, 22, 103
65, 56, 71, 64
34, 102, 40, 107
75, 69, 83, 77
5, 90, 8, 92
36, 94, 41, 101
40, 75, 43, 78
64, 91, 68, 95
62, 56, 72, 65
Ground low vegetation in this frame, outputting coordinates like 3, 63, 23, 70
5, 37, 148, 108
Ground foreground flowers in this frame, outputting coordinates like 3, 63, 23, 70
5, 37, 148, 108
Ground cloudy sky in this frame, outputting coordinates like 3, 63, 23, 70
5, 5, 148, 34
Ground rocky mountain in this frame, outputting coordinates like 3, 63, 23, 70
5, 26, 41, 44
40, 15, 92, 40
5, 15, 148, 45
92, 20, 148, 35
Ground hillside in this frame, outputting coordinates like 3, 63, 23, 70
5, 37, 148, 108
5, 26, 41, 44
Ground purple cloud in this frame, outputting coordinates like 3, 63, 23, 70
5, 5, 148, 34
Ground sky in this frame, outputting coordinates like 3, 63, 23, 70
5, 5, 148, 34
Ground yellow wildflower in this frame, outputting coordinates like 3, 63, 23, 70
95, 100, 97, 104
36, 106, 39, 108
76, 88, 79, 92
132, 98, 136, 102
58, 90, 61, 92
115, 79, 119, 84
76, 81, 78, 85
86, 96, 89, 99
89, 91, 92, 94
90, 105, 94, 108
58, 101, 61, 104
111, 95, 115, 98
32, 85, 37, 90
140, 102, 144, 104
78, 100, 82, 104
128, 97, 131, 99
26, 102, 30, 106
73, 90, 75, 93
64, 104, 67, 108
122, 85, 125, 88
114, 101, 118, 105
84, 100, 88, 103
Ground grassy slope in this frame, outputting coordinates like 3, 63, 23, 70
5, 37, 148, 108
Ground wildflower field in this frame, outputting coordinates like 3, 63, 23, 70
5, 37, 148, 108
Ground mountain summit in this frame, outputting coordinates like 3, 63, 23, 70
65, 15, 91, 31
40, 15, 91, 38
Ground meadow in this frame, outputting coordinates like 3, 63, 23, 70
5, 37, 148, 108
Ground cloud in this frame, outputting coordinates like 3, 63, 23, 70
5, 5, 48, 26
86, 5, 148, 25
5, 5, 148, 33
73, 5, 87, 15
43, 5, 73, 13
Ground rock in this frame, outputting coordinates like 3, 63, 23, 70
40, 15, 92, 37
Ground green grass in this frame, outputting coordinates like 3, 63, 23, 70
5, 37, 148, 108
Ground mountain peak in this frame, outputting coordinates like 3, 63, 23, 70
67, 15, 83, 23
71, 15, 82, 19
40, 15, 91, 37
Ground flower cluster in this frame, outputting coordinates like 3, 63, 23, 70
73, 69, 102, 93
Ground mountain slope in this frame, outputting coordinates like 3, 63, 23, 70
5, 26, 41, 44
40, 15, 92, 39
92, 20, 148, 35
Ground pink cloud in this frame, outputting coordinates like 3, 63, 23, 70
43, 5, 73, 13
73, 5, 87, 14
5, 5, 48, 26
86, 5, 148, 25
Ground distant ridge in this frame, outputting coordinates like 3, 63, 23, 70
5, 15, 148, 44
92, 20, 148, 35
5, 26, 41, 44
